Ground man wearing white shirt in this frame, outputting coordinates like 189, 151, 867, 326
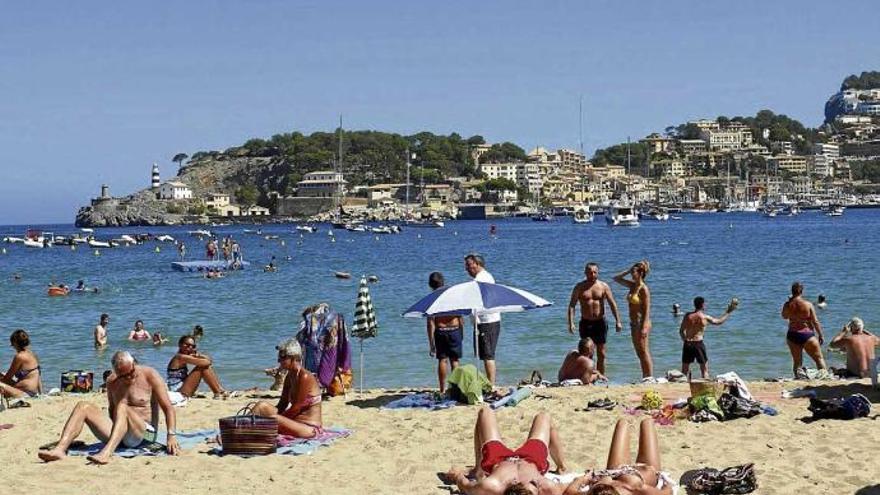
464, 253, 502, 384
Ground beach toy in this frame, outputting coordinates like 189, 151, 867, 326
491, 387, 532, 409
155, 246, 161, 253
93, 249, 101, 256
641, 390, 663, 410
1, 248, 5, 254
280, 240, 285, 246
47, 287, 69, 297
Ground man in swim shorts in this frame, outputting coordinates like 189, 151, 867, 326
829, 317, 880, 378
465, 253, 502, 385
567, 262, 622, 375
38, 351, 179, 464
446, 406, 576, 494
679, 297, 736, 378
94, 313, 109, 349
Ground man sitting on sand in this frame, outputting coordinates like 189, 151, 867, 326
166, 335, 233, 399
558, 338, 605, 384
38, 351, 180, 464
829, 317, 880, 378
446, 406, 575, 495
679, 297, 736, 379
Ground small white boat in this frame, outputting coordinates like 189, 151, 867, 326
827, 205, 845, 217
3, 236, 25, 244
606, 202, 640, 227
406, 220, 445, 228
120, 235, 138, 244
88, 239, 112, 248
80, 228, 94, 233
155, 235, 176, 243
188, 229, 212, 237
642, 208, 669, 222
572, 208, 593, 224
371, 225, 394, 234
23, 230, 51, 248
346, 224, 367, 232
295, 225, 317, 233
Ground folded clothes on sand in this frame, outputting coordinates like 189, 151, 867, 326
381, 392, 458, 410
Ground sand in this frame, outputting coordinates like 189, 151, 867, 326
1, 379, 879, 494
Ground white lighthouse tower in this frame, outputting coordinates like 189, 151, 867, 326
151, 163, 160, 189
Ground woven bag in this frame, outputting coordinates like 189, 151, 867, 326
219, 403, 278, 455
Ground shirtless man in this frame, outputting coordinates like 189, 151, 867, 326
94, 313, 109, 349
679, 297, 736, 378
557, 338, 605, 384
567, 262, 622, 375
446, 406, 578, 495
38, 351, 180, 464
829, 317, 880, 378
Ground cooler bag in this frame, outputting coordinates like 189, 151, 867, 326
61, 370, 93, 393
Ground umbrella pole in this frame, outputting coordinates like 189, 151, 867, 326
359, 338, 364, 395
473, 316, 479, 363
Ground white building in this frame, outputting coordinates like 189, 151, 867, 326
808, 155, 833, 178
813, 143, 840, 160
701, 122, 753, 152
243, 205, 270, 216
515, 163, 543, 195
205, 193, 230, 208
768, 155, 808, 175
159, 181, 192, 200
296, 171, 347, 198
479, 163, 518, 182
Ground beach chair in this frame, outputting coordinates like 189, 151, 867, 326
871, 356, 879, 389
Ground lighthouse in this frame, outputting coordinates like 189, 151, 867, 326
151, 163, 160, 189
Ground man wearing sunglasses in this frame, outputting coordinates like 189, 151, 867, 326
38, 351, 180, 464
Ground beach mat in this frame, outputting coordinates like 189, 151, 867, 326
381, 392, 458, 410
210, 426, 351, 456
65, 428, 217, 458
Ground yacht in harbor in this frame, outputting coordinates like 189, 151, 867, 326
572, 207, 593, 224
641, 207, 669, 221
826, 204, 845, 217
606, 200, 640, 227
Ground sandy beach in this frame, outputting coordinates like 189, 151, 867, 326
2, 379, 879, 494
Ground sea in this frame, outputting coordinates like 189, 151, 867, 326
0, 210, 875, 390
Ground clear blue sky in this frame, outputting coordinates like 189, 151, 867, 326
1, 1, 876, 224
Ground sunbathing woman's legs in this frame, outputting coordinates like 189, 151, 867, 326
635, 418, 661, 470
252, 401, 319, 438
179, 365, 224, 396
606, 418, 631, 469
474, 406, 502, 477
526, 411, 567, 473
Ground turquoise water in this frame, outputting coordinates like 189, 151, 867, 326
0, 211, 874, 390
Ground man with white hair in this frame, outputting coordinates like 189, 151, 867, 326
38, 351, 180, 464
829, 317, 880, 378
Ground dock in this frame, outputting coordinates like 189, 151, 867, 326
171, 260, 250, 272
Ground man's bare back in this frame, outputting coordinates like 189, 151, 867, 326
681, 311, 709, 341
832, 331, 880, 377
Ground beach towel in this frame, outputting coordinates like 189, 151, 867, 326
66, 429, 217, 458
381, 392, 458, 410
296, 304, 352, 389
210, 427, 352, 456
447, 365, 492, 404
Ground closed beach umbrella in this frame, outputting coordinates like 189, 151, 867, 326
352, 276, 379, 392
402, 280, 552, 356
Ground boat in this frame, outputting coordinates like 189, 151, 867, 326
345, 224, 367, 232
642, 207, 669, 221
88, 239, 112, 248
783, 205, 801, 216
188, 229, 212, 237
333, 271, 352, 279
572, 208, 593, 224
606, 201, 640, 227
762, 205, 779, 218
155, 235, 176, 243
23, 230, 52, 248
2, 236, 25, 244
531, 212, 554, 222
826, 204, 845, 217
371, 225, 394, 234
406, 220, 445, 228
295, 225, 317, 233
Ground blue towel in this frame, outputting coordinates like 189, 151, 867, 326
381, 392, 458, 410
210, 426, 352, 456
67, 429, 218, 458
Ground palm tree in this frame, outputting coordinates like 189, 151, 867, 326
172, 153, 189, 170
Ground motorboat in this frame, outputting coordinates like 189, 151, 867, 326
155, 235, 176, 243
371, 225, 394, 234
295, 225, 317, 233
406, 220, 445, 228
762, 205, 779, 218
642, 207, 669, 221
531, 211, 554, 222
345, 224, 367, 232
24, 230, 52, 248
572, 208, 593, 224
606, 202, 640, 227
826, 204, 845, 217
188, 229, 213, 237
783, 205, 801, 216
3, 236, 25, 244
88, 239, 112, 248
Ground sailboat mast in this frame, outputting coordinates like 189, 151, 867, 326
626, 136, 631, 175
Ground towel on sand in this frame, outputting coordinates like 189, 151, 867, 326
66, 429, 217, 457
381, 392, 458, 410
210, 427, 352, 456
545, 472, 679, 495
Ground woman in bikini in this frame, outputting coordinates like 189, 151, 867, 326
166, 335, 232, 399
613, 260, 654, 379
568, 418, 673, 495
128, 320, 150, 341
446, 406, 573, 495
252, 338, 323, 438
1, 329, 42, 398
781, 281, 827, 377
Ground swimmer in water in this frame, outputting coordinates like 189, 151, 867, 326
816, 294, 827, 309
672, 303, 682, 317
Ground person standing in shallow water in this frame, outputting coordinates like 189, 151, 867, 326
614, 260, 654, 380
426, 272, 463, 394
781, 281, 827, 377
567, 262, 622, 376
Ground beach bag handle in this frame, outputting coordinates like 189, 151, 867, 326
231, 402, 262, 427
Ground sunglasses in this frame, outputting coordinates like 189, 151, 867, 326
117, 368, 136, 380
182, 342, 196, 349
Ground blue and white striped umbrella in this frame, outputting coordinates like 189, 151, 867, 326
402, 280, 552, 318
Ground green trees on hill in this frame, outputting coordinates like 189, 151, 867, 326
841, 71, 880, 90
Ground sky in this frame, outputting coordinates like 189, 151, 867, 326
0, 1, 877, 224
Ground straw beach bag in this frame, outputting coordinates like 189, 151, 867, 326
218, 403, 278, 455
